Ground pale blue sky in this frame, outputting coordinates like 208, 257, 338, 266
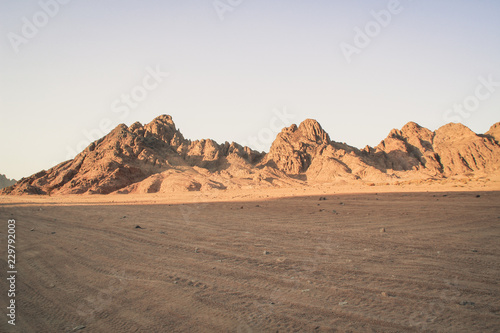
1, 0, 499, 180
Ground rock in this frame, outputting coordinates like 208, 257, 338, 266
371, 122, 441, 172
263, 251, 270, 255
433, 123, 500, 176
476, 195, 481, 198
51, 231, 56, 234
367, 121, 500, 177
338, 301, 348, 306
459, 301, 475, 306
2, 116, 499, 196
262, 119, 330, 174
135, 225, 143, 229
0, 114, 263, 195
380, 228, 386, 233
486, 122, 500, 142
72, 325, 86, 331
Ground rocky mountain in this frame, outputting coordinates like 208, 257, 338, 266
2, 116, 499, 195
363, 122, 500, 177
0, 174, 16, 190
486, 122, 500, 143
1, 115, 268, 195
262, 119, 331, 175
261, 119, 386, 182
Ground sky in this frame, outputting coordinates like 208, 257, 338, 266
1, 0, 499, 180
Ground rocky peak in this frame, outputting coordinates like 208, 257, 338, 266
263, 119, 331, 174
372, 122, 439, 172
433, 123, 500, 175
297, 119, 330, 144
2, 115, 499, 195
142, 114, 185, 148
379, 122, 434, 148
401, 121, 434, 140
433, 123, 476, 145
485, 122, 500, 142
129, 121, 145, 135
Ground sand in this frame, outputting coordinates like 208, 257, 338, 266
0, 184, 499, 332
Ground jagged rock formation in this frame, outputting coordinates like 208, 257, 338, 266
485, 122, 500, 143
2, 115, 499, 195
2, 115, 265, 195
0, 174, 16, 190
363, 122, 500, 177
433, 123, 498, 175
365, 122, 442, 173
261, 119, 386, 182
262, 119, 331, 174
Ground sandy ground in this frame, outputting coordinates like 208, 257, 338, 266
0, 184, 499, 332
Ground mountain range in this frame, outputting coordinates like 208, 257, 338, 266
2, 115, 499, 195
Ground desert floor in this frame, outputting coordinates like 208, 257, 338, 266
1, 185, 499, 332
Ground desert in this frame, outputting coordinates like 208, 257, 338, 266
3, 2, 500, 332
1, 115, 500, 332
1, 185, 500, 332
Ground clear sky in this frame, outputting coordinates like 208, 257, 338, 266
1, 0, 499, 180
